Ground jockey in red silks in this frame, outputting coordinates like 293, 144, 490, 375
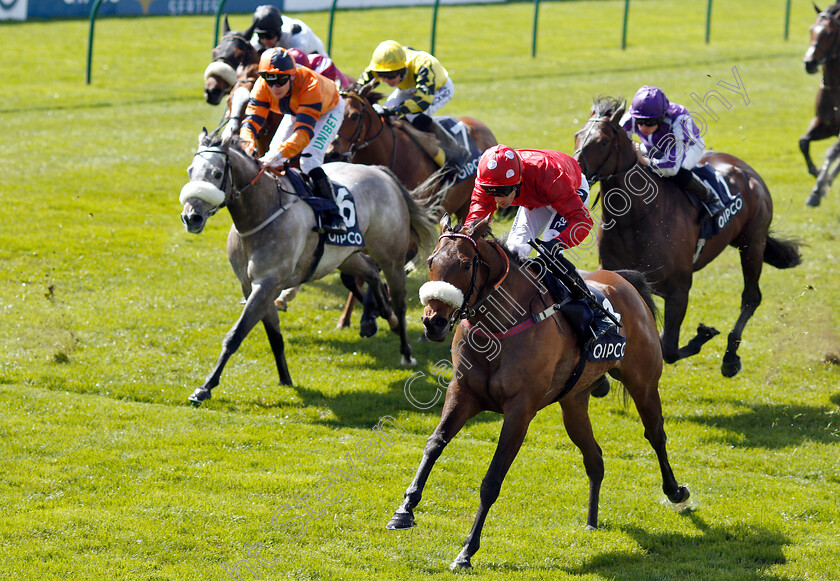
285, 48, 354, 90
467, 143, 591, 252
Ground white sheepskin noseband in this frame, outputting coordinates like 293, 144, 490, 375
419, 281, 464, 309
204, 62, 238, 87
179, 181, 226, 206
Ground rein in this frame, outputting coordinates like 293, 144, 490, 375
440, 232, 510, 322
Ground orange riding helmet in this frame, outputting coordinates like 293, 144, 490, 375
259, 48, 296, 76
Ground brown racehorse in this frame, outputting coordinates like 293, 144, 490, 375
802, 1, 840, 206
386, 216, 690, 570
326, 82, 498, 328
574, 97, 801, 377
327, 82, 498, 220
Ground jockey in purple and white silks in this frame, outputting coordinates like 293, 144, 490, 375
620, 85, 723, 216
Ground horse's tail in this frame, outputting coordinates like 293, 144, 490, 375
378, 167, 439, 268
614, 269, 660, 324
764, 234, 803, 269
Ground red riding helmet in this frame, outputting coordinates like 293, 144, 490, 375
628, 85, 669, 119
475, 145, 522, 187
259, 48, 296, 76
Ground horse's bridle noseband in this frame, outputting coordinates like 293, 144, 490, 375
437, 232, 510, 322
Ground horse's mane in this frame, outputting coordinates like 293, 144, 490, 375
828, 2, 840, 15
591, 95, 625, 118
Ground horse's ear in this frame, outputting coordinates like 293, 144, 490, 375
814, 2, 822, 15
610, 100, 626, 125
360, 80, 376, 98
199, 128, 208, 148
468, 216, 492, 238
243, 21, 256, 40
439, 212, 452, 233
222, 14, 230, 34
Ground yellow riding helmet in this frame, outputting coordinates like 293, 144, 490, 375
369, 40, 406, 73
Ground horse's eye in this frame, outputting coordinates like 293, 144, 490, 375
461, 260, 471, 271
349, 113, 361, 122
213, 169, 223, 179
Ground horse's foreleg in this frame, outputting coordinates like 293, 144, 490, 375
660, 282, 718, 364
188, 282, 276, 405
628, 382, 689, 505
451, 406, 534, 570
387, 387, 480, 531
721, 241, 764, 377
559, 395, 604, 530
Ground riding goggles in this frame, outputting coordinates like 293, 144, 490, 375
377, 69, 404, 80
636, 117, 663, 127
262, 73, 291, 87
483, 184, 520, 197
257, 32, 277, 40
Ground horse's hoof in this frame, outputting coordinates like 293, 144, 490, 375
806, 191, 823, 207
401, 356, 418, 368
721, 355, 742, 378
188, 388, 211, 405
668, 485, 691, 505
697, 323, 720, 339
584, 524, 597, 531
274, 298, 288, 311
449, 555, 472, 571
386, 510, 415, 530
360, 319, 378, 338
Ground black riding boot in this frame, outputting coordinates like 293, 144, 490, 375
676, 168, 724, 217
412, 114, 470, 173
308, 167, 348, 235
538, 240, 593, 302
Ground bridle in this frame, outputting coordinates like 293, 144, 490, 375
437, 232, 510, 322
574, 117, 625, 186
187, 144, 298, 237
332, 91, 396, 167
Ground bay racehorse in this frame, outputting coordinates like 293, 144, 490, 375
325, 82, 498, 327
327, 82, 498, 221
180, 129, 438, 404
574, 97, 801, 377
386, 216, 689, 570
802, 1, 840, 206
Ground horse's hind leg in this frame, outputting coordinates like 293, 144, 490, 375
721, 235, 764, 377
808, 137, 840, 206
380, 261, 415, 367
559, 395, 604, 530
660, 277, 719, 364
626, 379, 689, 505
388, 386, 481, 531
262, 304, 292, 386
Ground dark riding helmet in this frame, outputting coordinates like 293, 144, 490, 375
628, 85, 669, 119
253, 5, 283, 35
259, 48, 296, 76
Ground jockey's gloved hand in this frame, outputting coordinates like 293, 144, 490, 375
540, 237, 566, 259
380, 107, 399, 118
372, 103, 386, 115
259, 150, 285, 168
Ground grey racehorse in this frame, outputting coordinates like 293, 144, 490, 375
180, 129, 438, 404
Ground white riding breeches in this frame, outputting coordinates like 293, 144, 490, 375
384, 78, 454, 123
269, 98, 346, 174
505, 180, 591, 260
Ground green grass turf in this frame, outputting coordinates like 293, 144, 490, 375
1, 1, 839, 579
